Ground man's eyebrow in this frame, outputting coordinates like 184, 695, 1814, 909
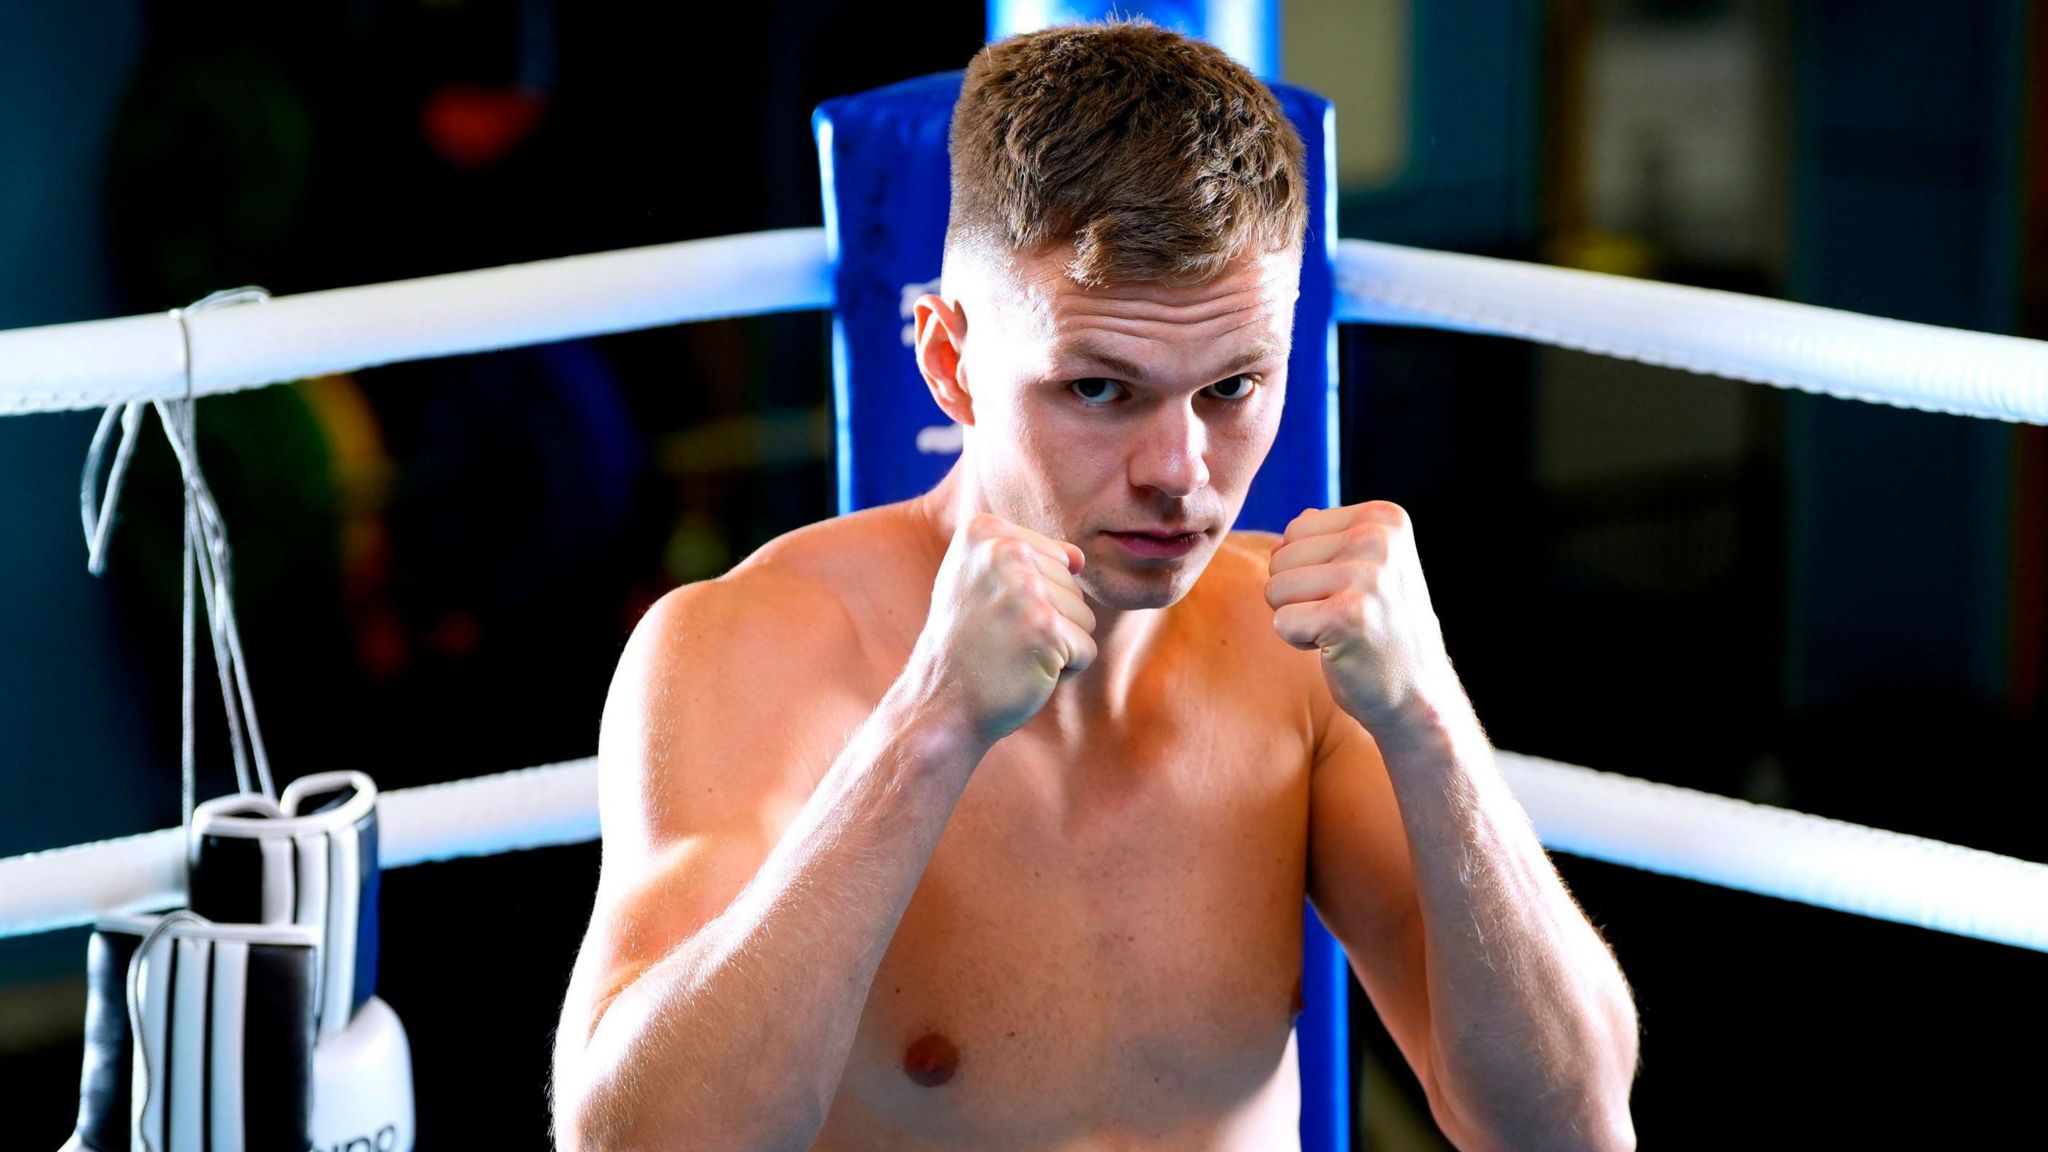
1057, 341, 1151, 381
1054, 338, 1286, 384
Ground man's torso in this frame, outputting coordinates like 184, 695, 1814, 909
717, 504, 1327, 1150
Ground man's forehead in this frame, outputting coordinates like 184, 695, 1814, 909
955, 251, 1298, 386
964, 243, 1301, 333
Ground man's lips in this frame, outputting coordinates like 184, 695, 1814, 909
1101, 528, 1207, 559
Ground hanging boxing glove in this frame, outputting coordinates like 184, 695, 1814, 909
189, 770, 380, 1036
187, 771, 414, 1152
63, 911, 317, 1152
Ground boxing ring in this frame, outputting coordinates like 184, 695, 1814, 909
8, 215, 2048, 1150
6, 226, 2048, 951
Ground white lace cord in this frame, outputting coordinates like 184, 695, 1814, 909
124, 909, 206, 1152
77, 287, 280, 820
158, 403, 267, 800
164, 288, 278, 802
79, 401, 147, 577
79, 370, 203, 824
179, 448, 197, 826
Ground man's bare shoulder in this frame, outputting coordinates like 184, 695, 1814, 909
638, 551, 851, 657
602, 512, 916, 843
632, 504, 931, 667
732, 503, 932, 588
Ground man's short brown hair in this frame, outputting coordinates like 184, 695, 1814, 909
946, 20, 1308, 288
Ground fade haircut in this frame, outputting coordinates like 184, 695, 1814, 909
946, 20, 1308, 288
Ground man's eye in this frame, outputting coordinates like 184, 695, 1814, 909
1070, 378, 1126, 405
1207, 374, 1260, 401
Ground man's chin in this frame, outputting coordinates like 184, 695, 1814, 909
1078, 563, 1202, 613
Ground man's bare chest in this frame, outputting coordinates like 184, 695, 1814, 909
819, 716, 1316, 1147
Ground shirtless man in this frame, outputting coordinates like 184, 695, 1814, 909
551, 22, 1638, 1152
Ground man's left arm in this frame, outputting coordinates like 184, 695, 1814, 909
1267, 502, 1640, 1152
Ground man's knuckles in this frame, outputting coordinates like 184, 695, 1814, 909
1270, 602, 1327, 650
1263, 561, 1380, 611
1005, 584, 1084, 649
996, 567, 1035, 603
965, 511, 1011, 541
1282, 501, 1411, 544
985, 535, 1034, 567
1271, 580, 1392, 652
1273, 522, 1393, 572
1350, 521, 1394, 554
1363, 499, 1409, 529
1260, 573, 1298, 611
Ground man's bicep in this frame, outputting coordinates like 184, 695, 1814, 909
570, 579, 837, 1040
1305, 707, 1438, 1097
570, 824, 778, 1038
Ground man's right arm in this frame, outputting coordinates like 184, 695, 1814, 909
550, 572, 990, 1152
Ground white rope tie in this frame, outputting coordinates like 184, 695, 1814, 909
79, 288, 279, 825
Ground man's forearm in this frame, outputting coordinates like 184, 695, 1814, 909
575, 681, 986, 1151
1368, 684, 1638, 1151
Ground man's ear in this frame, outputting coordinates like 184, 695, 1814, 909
913, 293, 974, 426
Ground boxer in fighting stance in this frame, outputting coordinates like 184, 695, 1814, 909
553, 21, 1638, 1151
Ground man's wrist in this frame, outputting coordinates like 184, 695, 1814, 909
1351, 665, 1474, 758
883, 672, 996, 781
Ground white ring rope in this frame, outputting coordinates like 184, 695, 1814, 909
1496, 753, 2048, 952
4, 230, 2047, 425
0, 759, 598, 940
1, 753, 2043, 953
0, 229, 831, 415
1336, 238, 2048, 425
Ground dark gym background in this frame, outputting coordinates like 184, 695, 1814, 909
3, 1, 2045, 1147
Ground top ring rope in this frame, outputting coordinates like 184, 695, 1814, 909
5, 230, 2048, 423
1335, 239, 2048, 426
0, 228, 832, 415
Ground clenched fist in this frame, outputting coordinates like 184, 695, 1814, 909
909, 512, 1098, 745
1265, 502, 1453, 730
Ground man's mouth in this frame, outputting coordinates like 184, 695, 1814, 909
1102, 529, 1205, 560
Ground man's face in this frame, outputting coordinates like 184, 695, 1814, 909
939, 243, 1300, 611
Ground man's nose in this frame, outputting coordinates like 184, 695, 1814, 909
1129, 402, 1210, 499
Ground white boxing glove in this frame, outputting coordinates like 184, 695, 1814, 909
310, 996, 415, 1152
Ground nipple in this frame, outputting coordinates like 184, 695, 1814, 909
903, 1032, 959, 1087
